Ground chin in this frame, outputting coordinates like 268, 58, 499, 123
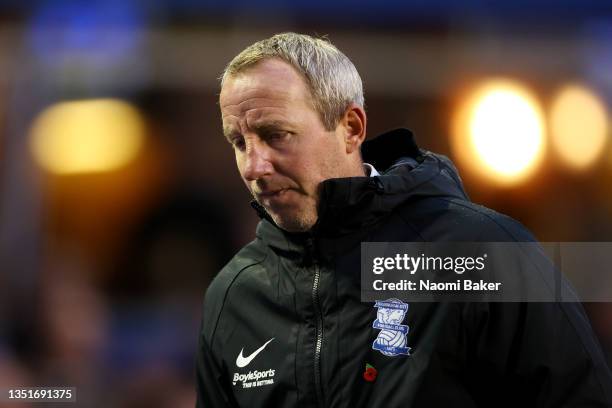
272, 212, 317, 233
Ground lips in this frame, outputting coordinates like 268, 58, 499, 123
256, 188, 298, 206
257, 188, 287, 198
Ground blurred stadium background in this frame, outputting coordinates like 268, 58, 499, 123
1, 0, 612, 406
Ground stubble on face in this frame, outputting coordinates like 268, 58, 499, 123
267, 146, 344, 232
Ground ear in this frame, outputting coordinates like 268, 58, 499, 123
339, 104, 367, 154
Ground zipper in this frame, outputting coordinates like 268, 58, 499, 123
307, 237, 325, 407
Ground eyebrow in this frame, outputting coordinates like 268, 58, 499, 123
223, 120, 291, 140
223, 125, 239, 141
251, 120, 291, 135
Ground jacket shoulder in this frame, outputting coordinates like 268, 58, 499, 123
201, 238, 268, 343
395, 196, 536, 242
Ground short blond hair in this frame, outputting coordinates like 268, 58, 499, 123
221, 32, 364, 131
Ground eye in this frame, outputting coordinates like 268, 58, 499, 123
230, 136, 246, 151
269, 131, 285, 138
265, 131, 291, 144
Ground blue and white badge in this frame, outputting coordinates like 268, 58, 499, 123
372, 298, 411, 356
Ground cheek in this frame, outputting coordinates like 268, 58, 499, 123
314, 142, 344, 177
235, 155, 244, 174
286, 159, 321, 189
288, 151, 338, 192
234, 155, 250, 185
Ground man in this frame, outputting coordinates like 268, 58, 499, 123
196, 33, 612, 407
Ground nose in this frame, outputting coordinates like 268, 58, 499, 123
241, 138, 274, 181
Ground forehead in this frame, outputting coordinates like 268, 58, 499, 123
219, 59, 313, 120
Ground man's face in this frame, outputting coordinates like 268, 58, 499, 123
220, 58, 351, 232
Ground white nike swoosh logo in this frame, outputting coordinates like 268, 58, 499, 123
236, 338, 275, 368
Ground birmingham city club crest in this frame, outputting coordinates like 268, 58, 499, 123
372, 298, 411, 356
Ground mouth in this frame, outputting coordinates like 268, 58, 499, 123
256, 188, 301, 207
257, 188, 287, 198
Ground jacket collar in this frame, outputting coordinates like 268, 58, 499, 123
252, 128, 468, 257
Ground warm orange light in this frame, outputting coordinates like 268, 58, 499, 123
452, 79, 546, 186
30, 99, 145, 175
550, 84, 608, 170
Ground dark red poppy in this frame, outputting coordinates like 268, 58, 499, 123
363, 366, 377, 382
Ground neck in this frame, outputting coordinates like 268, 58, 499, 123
345, 157, 366, 177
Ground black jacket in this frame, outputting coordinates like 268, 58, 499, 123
196, 129, 612, 407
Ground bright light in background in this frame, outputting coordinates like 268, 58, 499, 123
550, 84, 608, 170
452, 80, 546, 186
30, 99, 145, 175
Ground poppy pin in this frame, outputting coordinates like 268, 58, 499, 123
363, 363, 377, 382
